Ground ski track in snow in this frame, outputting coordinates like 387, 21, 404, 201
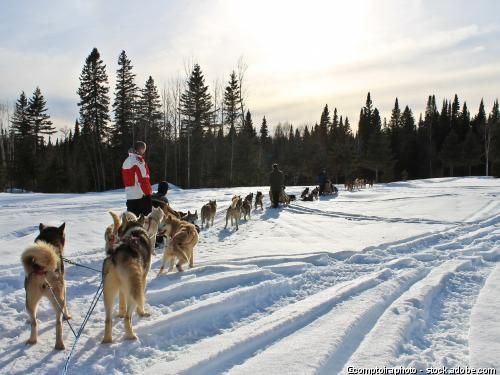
0, 178, 499, 374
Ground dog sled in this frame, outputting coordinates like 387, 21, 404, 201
321, 180, 338, 196
269, 186, 290, 207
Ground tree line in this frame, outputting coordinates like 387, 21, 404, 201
0, 47, 499, 193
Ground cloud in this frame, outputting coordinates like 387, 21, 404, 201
1, 1, 500, 135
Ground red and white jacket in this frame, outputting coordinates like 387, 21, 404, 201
122, 152, 152, 200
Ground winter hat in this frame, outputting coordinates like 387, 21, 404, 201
157, 181, 169, 195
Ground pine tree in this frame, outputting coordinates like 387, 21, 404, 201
440, 130, 460, 176
77, 47, 110, 190
357, 92, 374, 155
11, 92, 35, 189
180, 64, 213, 187
424, 95, 439, 177
27, 87, 55, 152
486, 99, 500, 176
260, 116, 269, 143
451, 94, 461, 132
242, 110, 256, 138
223, 71, 242, 133
399, 106, 418, 178
389, 98, 401, 130
112, 50, 138, 155
462, 128, 481, 176
78, 48, 110, 141
137, 76, 162, 145
223, 70, 242, 185
319, 104, 330, 136
459, 102, 470, 141
11, 92, 31, 139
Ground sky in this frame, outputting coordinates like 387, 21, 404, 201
1, 0, 500, 134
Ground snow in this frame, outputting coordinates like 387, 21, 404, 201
470, 264, 500, 371
0, 177, 499, 374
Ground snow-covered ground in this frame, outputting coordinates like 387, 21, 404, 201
0, 177, 499, 374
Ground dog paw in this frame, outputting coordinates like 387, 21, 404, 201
54, 343, 65, 350
101, 337, 113, 344
63, 315, 72, 321
26, 339, 37, 345
138, 311, 151, 318
125, 334, 138, 341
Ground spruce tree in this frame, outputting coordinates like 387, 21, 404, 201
357, 92, 374, 155
462, 128, 481, 176
137, 76, 162, 144
486, 99, 500, 176
223, 70, 241, 185
11, 92, 31, 139
223, 71, 242, 133
260, 116, 269, 143
319, 104, 330, 136
112, 50, 138, 155
77, 47, 110, 190
78, 48, 110, 141
399, 106, 418, 178
440, 130, 460, 176
242, 110, 256, 138
28, 87, 55, 152
180, 64, 213, 187
389, 98, 401, 130
11, 92, 35, 189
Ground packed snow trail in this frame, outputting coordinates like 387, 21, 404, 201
0, 178, 499, 374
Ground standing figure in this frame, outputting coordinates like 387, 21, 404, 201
269, 163, 284, 208
122, 141, 153, 217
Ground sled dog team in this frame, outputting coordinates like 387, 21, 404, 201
20, 191, 268, 348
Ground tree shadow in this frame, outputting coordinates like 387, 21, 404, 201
260, 207, 281, 220
318, 193, 339, 201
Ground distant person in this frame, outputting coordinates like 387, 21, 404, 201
122, 141, 152, 217
269, 163, 284, 208
317, 169, 327, 195
152, 181, 169, 204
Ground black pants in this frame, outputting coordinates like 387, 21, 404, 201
271, 190, 280, 208
126, 195, 152, 217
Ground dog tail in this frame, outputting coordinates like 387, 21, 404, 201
109, 211, 121, 234
21, 242, 59, 274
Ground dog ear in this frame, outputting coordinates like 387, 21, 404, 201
59, 222, 66, 233
195, 210, 197, 214
39, 223, 46, 232
188, 210, 191, 215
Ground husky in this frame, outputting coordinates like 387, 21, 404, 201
182, 210, 198, 224
104, 208, 163, 321
105, 211, 136, 255
105, 209, 163, 255
225, 195, 242, 230
301, 187, 310, 199
241, 197, 251, 220
244, 193, 254, 206
279, 186, 291, 206
201, 200, 217, 229
21, 223, 69, 350
302, 193, 314, 201
102, 214, 152, 343
254, 191, 263, 210
152, 199, 181, 219
157, 214, 199, 274
311, 187, 319, 200
143, 207, 165, 253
